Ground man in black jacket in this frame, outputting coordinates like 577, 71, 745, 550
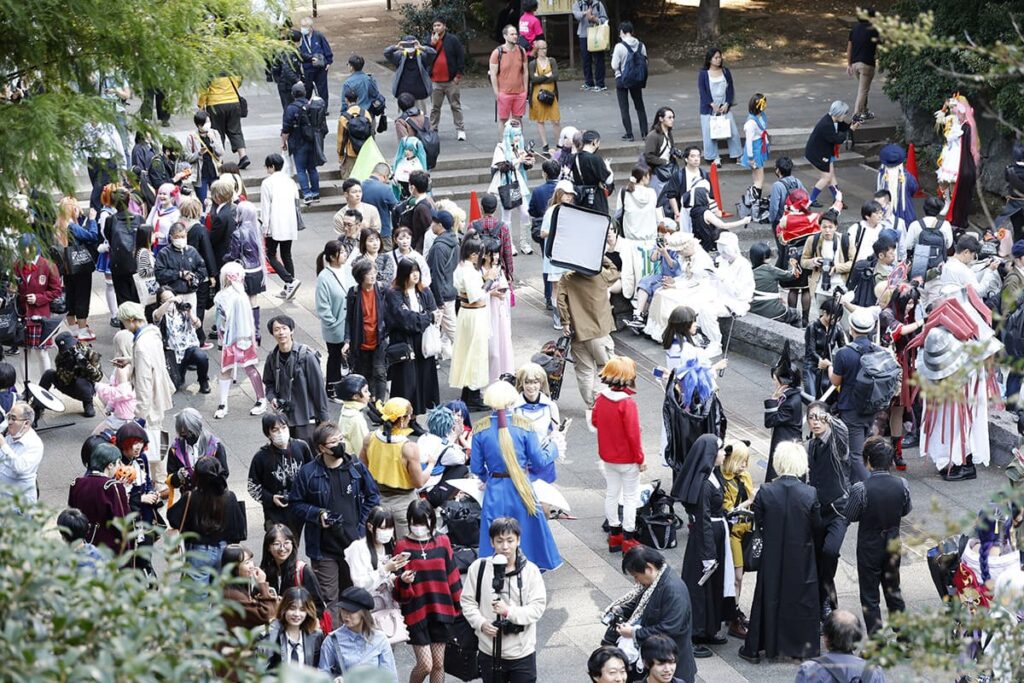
572, 130, 614, 215
263, 315, 330, 445
247, 412, 313, 540
344, 258, 389, 402
154, 222, 208, 303
844, 437, 911, 634
426, 210, 458, 360
806, 402, 851, 621
428, 18, 466, 140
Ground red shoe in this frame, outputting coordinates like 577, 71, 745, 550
620, 537, 642, 554
608, 532, 623, 553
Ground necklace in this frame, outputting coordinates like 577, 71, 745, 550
416, 539, 430, 560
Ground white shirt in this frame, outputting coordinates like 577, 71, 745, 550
0, 428, 44, 504
849, 222, 882, 262
259, 171, 300, 241
940, 257, 1001, 298
906, 217, 954, 252
713, 255, 755, 316
391, 249, 432, 288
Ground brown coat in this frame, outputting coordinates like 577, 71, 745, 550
800, 233, 855, 296
556, 257, 620, 342
222, 581, 279, 630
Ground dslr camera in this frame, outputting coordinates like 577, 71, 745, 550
175, 300, 192, 313
820, 257, 833, 291
276, 398, 293, 414
601, 605, 627, 627
670, 147, 685, 161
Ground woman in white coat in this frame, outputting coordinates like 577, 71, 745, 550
259, 153, 301, 300
487, 119, 535, 255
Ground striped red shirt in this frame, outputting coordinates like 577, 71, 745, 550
393, 534, 463, 626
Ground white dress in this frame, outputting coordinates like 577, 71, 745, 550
449, 262, 491, 390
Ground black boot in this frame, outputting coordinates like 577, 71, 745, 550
465, 389, 487, 412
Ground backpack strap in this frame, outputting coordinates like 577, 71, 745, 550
295, 560, 305, 588
475, 557, 486, 603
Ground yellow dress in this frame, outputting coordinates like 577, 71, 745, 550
529, 59, 560, 123
722, 469, 755, 568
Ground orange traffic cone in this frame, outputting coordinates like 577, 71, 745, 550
468, 190, 482, 224
906, 143, 926, 198
709, 163, 733, 217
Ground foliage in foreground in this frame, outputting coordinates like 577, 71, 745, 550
0, 495, 264, 682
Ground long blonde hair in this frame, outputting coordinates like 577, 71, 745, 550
483, 381, 537, 516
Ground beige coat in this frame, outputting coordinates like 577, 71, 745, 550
132, 325, 174, 427
800, 233, 855, 296
557, 257, 620, 342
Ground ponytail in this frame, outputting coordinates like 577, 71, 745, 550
627, 165, 647, 194
316, 240, 344, 275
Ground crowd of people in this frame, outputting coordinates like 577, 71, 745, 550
8, 2, 1024, 682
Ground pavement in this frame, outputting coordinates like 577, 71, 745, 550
45, 11, 1007, 682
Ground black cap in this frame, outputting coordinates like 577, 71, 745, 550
55, 331, 77, 352
338, 586, 374, 613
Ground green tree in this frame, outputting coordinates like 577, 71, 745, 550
0, 0, 286, 255
0, 495, 266, 681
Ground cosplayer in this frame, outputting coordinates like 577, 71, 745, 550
935, 94, 980, 228
878, 284, 925, 468
910, 285, 1002, 481
512, 362, 565, 483
775, 188, 841, 327
876, 143, 918, 225
470, 380, 562, 571
696, 232, 754, 358
640, 234, 717, 342
763, 341, 803, 482
995, 142, 1024, 243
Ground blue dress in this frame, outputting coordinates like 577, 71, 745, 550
471, 411, 563, 571
740, 113, 770, 169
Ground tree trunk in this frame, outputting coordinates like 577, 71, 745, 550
697, 0, 720, 45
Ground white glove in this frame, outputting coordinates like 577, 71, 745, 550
840, 290, 856, 305
97, 243, 109, 253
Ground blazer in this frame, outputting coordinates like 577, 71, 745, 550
804, 114, 850, 172
264, 622, 324, 670
697, 68, 735, 115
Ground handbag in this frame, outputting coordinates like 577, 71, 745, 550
742, 524, 763, 573
0, 297, 21, 345
228, 78, 248, 118
498, 173, 523, 210
49, 292, 67, 315
373, 607, 409, 644
421, 323, 442, 359
654, 161, 677, 183
133, 272, 159, 305
385, 341, 414, 367
587, 22, 610, 52
444, 563, 487, 681
708, 114, 731, 140
64, 243, 95, 275
537, 89, 556, 105
294, 197, 306, 232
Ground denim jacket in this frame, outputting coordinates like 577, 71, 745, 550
318, 626, 397, 679
289, 456, 380, 560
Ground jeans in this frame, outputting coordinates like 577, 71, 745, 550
579, 37, 605, 87
615, 80, 647, 138
178, 346, 210, 384
603, 462, 640, 532
185, 541, 226, 586
292, 144, 320, 197
265, 237, 295, 283
699, 111, 742, 161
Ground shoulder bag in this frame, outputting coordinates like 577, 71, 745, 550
497, 170, 523, 210
228, 78, 248, 118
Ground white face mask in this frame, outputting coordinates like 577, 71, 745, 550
409, 525, 430, 540
375, 529, 394, 545
270, 428, 290, 448
200, 121, 212, 133
171, 238, 187, 250
300, 27, 311, 36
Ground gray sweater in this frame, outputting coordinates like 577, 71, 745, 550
571, 0, 607, 38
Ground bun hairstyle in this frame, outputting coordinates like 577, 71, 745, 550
599, 355, 637, 388
626, 165, 648, 194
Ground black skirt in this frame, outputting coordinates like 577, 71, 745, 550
243, 269, 265, 297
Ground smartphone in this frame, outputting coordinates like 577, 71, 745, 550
652, 366, 667, 379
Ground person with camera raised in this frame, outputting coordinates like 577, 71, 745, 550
37, 330, 103, 419
263, 314, 330, 446
154, 221, 207, 311
152, 287, 210, 394
461, 517, 547, 683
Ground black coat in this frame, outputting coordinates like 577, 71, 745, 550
384, 286, 439, 414
763, 386, 804, 482
633, 570, 697, 683
345, 284, 388, 361
804, 114, 850, 173
263, 343, 330, 428
209, 202, 236, 266
680, 474, 726, 640
154, 244, 208, 294
427, 32, 465, 80
187, 220, 219, 281
742, 476, 822, 660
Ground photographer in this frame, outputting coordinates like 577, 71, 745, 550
462, 517, 547, 683
153, 221, 207, 310
801, 210, 853, 309
601, 546, 696, 682
37, 331, 103, 419
263, 315, 330, 445
153, 287, 209, 393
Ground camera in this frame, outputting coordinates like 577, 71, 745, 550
656, 236, 665, 248
979, 240, 999, 259
276, 399, 293, 414
820, 257, 833, 291
175, 300, 192, 312
670, 147, 685, 161
601, 605, 626, 627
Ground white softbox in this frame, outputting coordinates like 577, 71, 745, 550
544, 202, 612, 275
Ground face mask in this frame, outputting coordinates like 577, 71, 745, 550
184, 432, 200, 446
409, 524, 430, 540
375, 529, 394, 545
329, 443, 347, 459
270, 428, 290, 448
171, 238, 187, 250
200, 122, 212, 133
300, 27, 310, 36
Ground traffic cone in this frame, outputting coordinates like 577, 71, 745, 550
468, 190, 482, 223
906, 143, 926, 198
709, 163, 733, 217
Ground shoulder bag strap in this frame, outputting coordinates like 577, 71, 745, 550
178, 491, 193, 534
296, 560, 305, 587
476, 558, 486, 602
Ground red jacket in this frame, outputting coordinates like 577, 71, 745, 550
17, 257, 62, 318
591, 387, 644, 465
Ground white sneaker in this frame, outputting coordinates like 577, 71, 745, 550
275, 288, 288, 298
214, 405, 228, 420
511, 243, 518, 256
457, 131, 467, 141
250, 398, 268, 416
284, 279, 302, 300
519, 242, 534, 255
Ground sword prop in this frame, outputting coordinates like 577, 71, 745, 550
718, 313, 737, 377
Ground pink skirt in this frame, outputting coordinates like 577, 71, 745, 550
220, 341, 258, 371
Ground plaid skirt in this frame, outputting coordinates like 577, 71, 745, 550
25, 321, 52, 349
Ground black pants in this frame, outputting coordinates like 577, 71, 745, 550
816, 510, 847, 612
177, 346, 210, 384
195, 280, 211, 344
208, 102, 246, 153
265, 238, 295, 283
275, 82, 296, 110
326, 341, 346, 392
87, 158, 117, 212
351, 346, 387, 402
615, 81, 648, 138
291, 422, 316, 445
478, 651, 537, 683
62, 269, 94, 320
111, 271, 139, 308
39, 372, 95, 410
140, 89, 170, 123
841, 411, 873, 483
857, 534, 905, 634
303, 67, 329, 106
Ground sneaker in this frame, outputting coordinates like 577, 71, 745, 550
593, 85, 607, 92
894, 455, 907, 471
624, 314, 646, 330
199, 380, 211, 394
694, 645, 714, 659
580, 84, 593, 91
542, 144, 550, 153
159, 119, 171, 128
110, 317, 122, 329
712, 158, 722, 168
585, 409, 596, 434
302, 195, 315, 206
519, 242, 534, 255
77, 328, 96, 342
861, 111, 875, 120
457, 130, 467, 141
284, 279, 302, 300
545, 299, 553, 311
552, 312, 562, 330
250, 398, 268, 416
810, 201, 823, 208
214, 405, 228, 419
511, 243, 518, 256
621, 134, 635, 141
200, 342, 214, 351
82, 402, 96, 418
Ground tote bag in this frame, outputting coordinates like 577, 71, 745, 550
498, 173, 523, 210
421, 323, 442, 359
587, 22, 610, 52
133, 273, 159, 305
709, 114, 731, 140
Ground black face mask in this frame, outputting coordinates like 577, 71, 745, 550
329, 444, 347, 460
184, 432, 200, 446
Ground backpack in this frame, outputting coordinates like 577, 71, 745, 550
1002, 296, 1024, 358
404, 116, 440, 170
915, 219, 948, 269
341, 108, 373, 153
440, 497, 481, 549
634, 480, 683, 550
367, 76, 386, 117
109, 213, 141, 275
392, 196, 416, 230
851, 343, 901, 416
618, 40, 648, 90
848, 257, 878, 307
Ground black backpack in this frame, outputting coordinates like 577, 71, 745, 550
440, 498, 481, 549
851, 343, 901, 416
618, 40, 648, 90
635, 480, 684, 550
391, 196, 416, 230
915, 219, 949, 268
404, 116, 440, 170
848, 257, 878, 307
108, 213, 141, 275
341, 108, 373, 153
1002, 296, 1024, 358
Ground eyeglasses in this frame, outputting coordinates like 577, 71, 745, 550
270, 541, 293, 550
808, 414, 828, 423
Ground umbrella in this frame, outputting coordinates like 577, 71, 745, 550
445, 478, 572, 513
